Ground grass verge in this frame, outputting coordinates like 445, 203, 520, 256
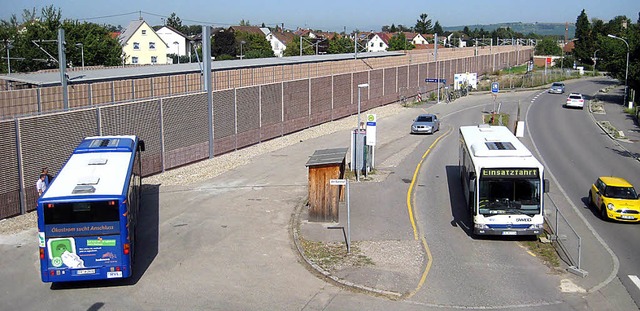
299, 237, 374, 272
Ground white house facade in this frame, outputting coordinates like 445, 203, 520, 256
410, 33, 429, 45
119, 19, 169, 65
367, 33, 389, 52
156, 26, 191, 59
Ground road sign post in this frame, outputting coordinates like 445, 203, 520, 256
329, 179, 350, 253
491, 82, 499, 112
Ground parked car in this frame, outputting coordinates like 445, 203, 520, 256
411, 114, 440, 134
588, 176, 640, 222
565, 93, 584, 109
548, 82, 565, 94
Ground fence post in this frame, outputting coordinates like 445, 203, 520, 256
159, 98, 165, 172
15, 119, 26, 215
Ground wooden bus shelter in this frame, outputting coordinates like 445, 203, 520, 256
305, 148, 347, 222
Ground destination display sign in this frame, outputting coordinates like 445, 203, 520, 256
481, 168, 539, 178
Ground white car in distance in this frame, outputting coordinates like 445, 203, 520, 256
565, 93, 585, 109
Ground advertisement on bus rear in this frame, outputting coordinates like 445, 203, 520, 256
40, 221, 122, 270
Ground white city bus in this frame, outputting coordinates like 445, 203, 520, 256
459, 125, 549, 236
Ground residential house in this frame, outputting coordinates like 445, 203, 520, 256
119, 19, 169, 65
266, 31, 295, 57
156, 25, 192, 61
367, 32, 391, 52
403, 32, 430, 45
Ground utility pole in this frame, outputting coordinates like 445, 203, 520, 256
58, 28, 68, 110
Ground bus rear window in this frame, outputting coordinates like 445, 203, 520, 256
44, 201, 120, 224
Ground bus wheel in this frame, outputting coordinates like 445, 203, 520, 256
587, 192, 594, 208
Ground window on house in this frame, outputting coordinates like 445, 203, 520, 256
151, 56, 157, 64
379, 42, 383, 47
141, 30, 147, 35
133, 42, 140, 50
149, 42, 156, 50
370, 42, 374, 47
132, 57, 139, 64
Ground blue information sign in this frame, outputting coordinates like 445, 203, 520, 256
491, 82, 499, 93
425, 78, 447, 83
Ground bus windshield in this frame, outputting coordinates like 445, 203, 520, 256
44, 201, 120, 225
478, 178, 541, 216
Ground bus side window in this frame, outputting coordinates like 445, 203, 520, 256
469, 172, 476, 192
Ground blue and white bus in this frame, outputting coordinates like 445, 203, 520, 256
459, 125, 549, 236
37, 135, 145, 282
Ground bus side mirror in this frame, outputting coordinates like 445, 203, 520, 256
138, 140, 146, 152
544, 179, 550, 193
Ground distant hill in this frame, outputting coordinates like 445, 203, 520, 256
444, 22, 575, 38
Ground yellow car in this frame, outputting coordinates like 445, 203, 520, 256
589, 176, 640, 222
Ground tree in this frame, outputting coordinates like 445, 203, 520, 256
327, 34, 353, 54
167, 13, 183, 31
212, 31, 236, 59
283, 35, 314, 56
396, 25, 411, 32
433, 21, 443, 35
462, 26, 471, 36
534, 37, 562, 56
235, 31, 273, 59
414, 13, 432, 34
63, 20, 122, 67
573, 9, 594, 65
387, 33, 414, 51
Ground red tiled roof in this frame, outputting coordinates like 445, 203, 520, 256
272, 31, 296, 45
563, 41, 575, 53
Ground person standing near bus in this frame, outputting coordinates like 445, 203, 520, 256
36, 174, 47, 196
41, 167, 54, 187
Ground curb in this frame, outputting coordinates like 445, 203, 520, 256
290, 203, 403, 299
589, 100, 640, 163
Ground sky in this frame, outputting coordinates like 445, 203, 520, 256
2, 0, 640, 32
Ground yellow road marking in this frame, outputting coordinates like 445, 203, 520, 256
405, 125, 452, 298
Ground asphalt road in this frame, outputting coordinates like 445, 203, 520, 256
527, 77, 640, 308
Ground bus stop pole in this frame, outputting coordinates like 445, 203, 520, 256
346, 180, 351, 253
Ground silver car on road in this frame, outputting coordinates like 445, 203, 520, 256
411, 113, 440, 134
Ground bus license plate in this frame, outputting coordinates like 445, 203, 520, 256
107, 271, 123, 278
502, 231, 516, 236
76, 269, 95, 275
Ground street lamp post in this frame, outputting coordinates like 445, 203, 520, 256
5, 41, 12, 74
173, 41, 180, 64
592, 49, 600, 76
240, 41, 246, 60
608, 34, 629, 106
75, 43, 84, 70
356, 83, 369, 182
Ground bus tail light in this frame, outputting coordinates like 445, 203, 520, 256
40, 248, 45, 260
123, 243, 130, 255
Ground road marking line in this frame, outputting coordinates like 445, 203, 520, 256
405, 125, 451, 299
630, 275, 640, 291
